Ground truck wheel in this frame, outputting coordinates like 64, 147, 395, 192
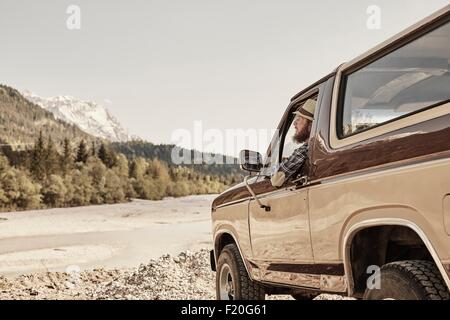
363, 260, 450, 300
216, 244, 265, 300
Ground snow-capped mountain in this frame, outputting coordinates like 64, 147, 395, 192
22, 91, 130, 142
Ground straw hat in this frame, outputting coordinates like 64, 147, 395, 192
293, 99, 316, 121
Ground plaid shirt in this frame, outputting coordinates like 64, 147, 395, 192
277, 143, 309, 183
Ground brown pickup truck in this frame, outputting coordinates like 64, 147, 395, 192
210, 6, 450, 300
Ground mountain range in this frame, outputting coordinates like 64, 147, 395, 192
22, 91, 130, 142
0, 85, 96, 149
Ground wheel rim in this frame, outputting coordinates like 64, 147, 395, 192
219, 263, 235, 300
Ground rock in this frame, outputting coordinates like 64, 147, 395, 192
0, 249, 349, 300
29, 289, 39, 296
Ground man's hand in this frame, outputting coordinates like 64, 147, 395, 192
271, 171, 286, 188
270, 144, 308, 188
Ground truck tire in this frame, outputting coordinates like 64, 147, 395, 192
216, 244, 265, 300
363, 260, 450, 300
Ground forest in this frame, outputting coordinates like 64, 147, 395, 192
0, 84, 244, 212
0, 133, 241, 212
111, 140, 243, 177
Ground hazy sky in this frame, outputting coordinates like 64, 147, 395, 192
0, 0, 449, 155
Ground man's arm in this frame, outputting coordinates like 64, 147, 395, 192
270, 144, 308, 187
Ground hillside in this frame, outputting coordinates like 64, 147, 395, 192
0, 85, 97, 149
111, 140, 244, 177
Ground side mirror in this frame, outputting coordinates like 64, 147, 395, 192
239, 150, 263, 173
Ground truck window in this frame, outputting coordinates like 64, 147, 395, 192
339, 20, 450, 137
281, 119, 298, 160
259, 96, 318, 178
281, 97, 317, 160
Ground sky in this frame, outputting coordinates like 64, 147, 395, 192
0, 0, 449, 156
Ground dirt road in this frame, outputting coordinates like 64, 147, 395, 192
0, 195, 215, 277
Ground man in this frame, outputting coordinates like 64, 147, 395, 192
270, 98, 316, 187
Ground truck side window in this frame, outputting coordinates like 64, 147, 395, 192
340, 21, 450, 137
260, 126, 297, 177
281, 96, 317, 161
259, 93, 319, 178
281, 116, 297, 160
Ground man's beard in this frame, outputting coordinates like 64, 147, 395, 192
293, 123, 312, 144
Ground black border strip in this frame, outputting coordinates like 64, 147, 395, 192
267, 263, 345, 276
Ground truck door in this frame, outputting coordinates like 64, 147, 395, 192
248, 87, 324, 264
248, 179, 311, 262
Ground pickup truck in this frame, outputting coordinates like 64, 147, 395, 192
210, 5, 450, 300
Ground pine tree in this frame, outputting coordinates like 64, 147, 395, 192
61, 138, 73, 174
30, 131, 46, 181
97, 142, 117, 168
44, 136, 59, 177
98, 143, 108, 165
91, 141, 96, 156
76, 140, 89, 163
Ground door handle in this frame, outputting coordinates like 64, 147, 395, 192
244, 176, 271, 212
293, 176, 308, 186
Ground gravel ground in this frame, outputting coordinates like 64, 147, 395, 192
0, 250, 353, 300
0, 195, 216, 277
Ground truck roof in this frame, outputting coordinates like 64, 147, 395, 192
290, 4, 450, 102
